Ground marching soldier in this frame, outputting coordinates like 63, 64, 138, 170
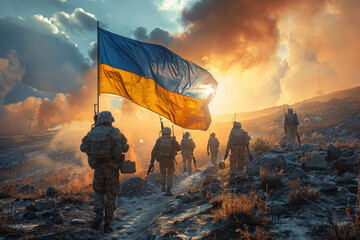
207, 133, 220, 166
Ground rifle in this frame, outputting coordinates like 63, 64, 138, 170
296, 131, 301, 145
283, 109, 287, 136
246, 144, 253, 161
145, 163, 154, 183
92, 103, 98, 129
172, 125, 175, 137
159, 115, 164, 136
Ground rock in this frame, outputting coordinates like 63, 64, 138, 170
46, 186, 58, 197
332, 154, 359, 174
347, 185, 358, 194
70, 218, 86, 224
182, 194, 194, 203
203, 166, 218, 176
25, 203, 36, 211
34, 199, 56, 212
202, 176, 220, 187
301, 151, 329, 171
23, 210, 39, 220
288, 168, 306, 180
327, 144, 341, 160
120, 177, 153, 196
320, 183, 337, 192
271, 205, 286, 215
41, 208, 59, 218
52, 212, 64, 224
246, 154, 289, 176
229, 172, 247, 185
58, 228, 103, 240
202, 183, 221, 199
0, 192, 13, 199
17, 185, 36, 195
336, 173, 358, 185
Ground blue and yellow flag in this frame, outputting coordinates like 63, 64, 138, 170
98, 28, 217, 130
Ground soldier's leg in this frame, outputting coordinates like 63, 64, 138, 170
229, 154, 237, 174
187, 155, 192, 173
238, 149, 245, 171
182, 155, 187, 172
92, 166, 105, 230
104, 165, 120, 233
159, 161, 166, 192
165, 161, 175, 196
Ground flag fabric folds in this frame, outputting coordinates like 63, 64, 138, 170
98, 27, 217, 130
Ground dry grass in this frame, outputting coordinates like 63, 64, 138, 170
288, 178, 318, 204
235, 225, 275, 240
250, 137, 272, 152
211, 191, 270, 227
259, 167, 283, 188
334, 139, 360, 149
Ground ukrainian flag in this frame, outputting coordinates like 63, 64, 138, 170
98, 27, 217, 130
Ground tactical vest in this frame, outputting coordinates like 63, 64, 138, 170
181, 138, 194, 152
87, 126, 113, 159
209, 138, 219, 149
158, 137, 172, 157
286, 114, 298, 126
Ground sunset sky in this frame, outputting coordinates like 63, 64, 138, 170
0, 0, 359, 133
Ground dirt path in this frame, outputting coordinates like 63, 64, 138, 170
107, 170, 207, 240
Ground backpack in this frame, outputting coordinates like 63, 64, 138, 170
158, 137, 172, 157
286, 113, 299, 126
231, 129, 245, 145
87, 126, 113, 159
181, 138, 194, 152
209, 138, 219, 149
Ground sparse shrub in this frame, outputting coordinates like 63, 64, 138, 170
334, 138, 360, 149
235, 225, 275, 240
259, 167, 283, 188
212, 191, 270, 228
288, 178, 318, 204
251, 137, 271, 152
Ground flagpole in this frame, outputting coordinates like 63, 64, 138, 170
97, 21, 100, 114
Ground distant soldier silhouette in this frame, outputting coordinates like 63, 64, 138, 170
207, 132, 220, 166
80, 111, 129, 233
224, 121, 251, 173
284, 108, 299, 144
180, 132, 196, 173
150, 127, 181, 196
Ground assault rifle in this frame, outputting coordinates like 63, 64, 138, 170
193, 156, 197, 170
159, 115, 164, 136
145, 163, 154, 183
92, 103, 98, 129
246, 143, 253, 161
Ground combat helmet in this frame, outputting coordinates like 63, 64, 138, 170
184, 132, 190, 138
210, 132, 216, 137
233, 121, 241, 128
97, 111, 114, 125
162, 127, 171, 136
288, 108, 294, 114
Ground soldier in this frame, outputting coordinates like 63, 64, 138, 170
284, 108, 299, 143
80, 111, 129, 233
224, 121, 251, 173
207, 132, 220, 166
150, 127, 181, 196
180, 132, 196, 173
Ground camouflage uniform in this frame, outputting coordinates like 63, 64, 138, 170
225, 122, 251, 173
284, 108, 299, 143
151, 127, 181, 196
180, 132, 196, 173
207, 133, 220, 166
80, 111, 129, 232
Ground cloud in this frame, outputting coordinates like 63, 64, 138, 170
51, 8, 98, 34
0, 15, 90, 97
0, 50, 25, 103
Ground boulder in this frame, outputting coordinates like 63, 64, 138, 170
120, 177, 153, 196
202, 183, 221, 200
229, 172, 247, 185
320, 182, 337, 192
52, 212, 64, 224
182, 194, 194, 203
301, 151, 329, 171
326, 144, 341, 160
25, 203, 36, 211
246, 154, 289, 176
46, 186, 58, 197
70, 218, 86, 224
332, 154, 359, 174
336, 173, 358, 185
17, 185, 36, 195
202, 166, 218, 176
23, 210, 39, 220
34, 199, 56, 212
288, 168, 306, 180
202, 175, 220, 187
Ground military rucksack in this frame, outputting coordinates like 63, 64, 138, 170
231, 129, 245, 145
286, 113, 299, 126
87, 126, 113, 159
181, 138, 194, 152
158, 137, 172, 157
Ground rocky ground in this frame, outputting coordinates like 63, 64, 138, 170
1, 139, 359, 239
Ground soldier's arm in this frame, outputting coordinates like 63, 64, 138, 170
80, 135, 88, 153
207, 139, 210, 153
192, 140, 196, 149
173, 139, 181, 152
151, 140, 160, 164
226, 131, 233, 153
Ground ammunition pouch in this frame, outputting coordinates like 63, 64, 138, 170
108, 154, 125, 169
120, 160, 136, 174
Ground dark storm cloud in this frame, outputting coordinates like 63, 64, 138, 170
134, 26, 173, 46
51, 8, 98, 34
0, 15, 90, 96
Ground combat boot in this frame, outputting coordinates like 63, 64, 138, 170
91, 209, 104, 230
161, 185, 166, 192
165, 188, 174, 196
104, 218, 113, 233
